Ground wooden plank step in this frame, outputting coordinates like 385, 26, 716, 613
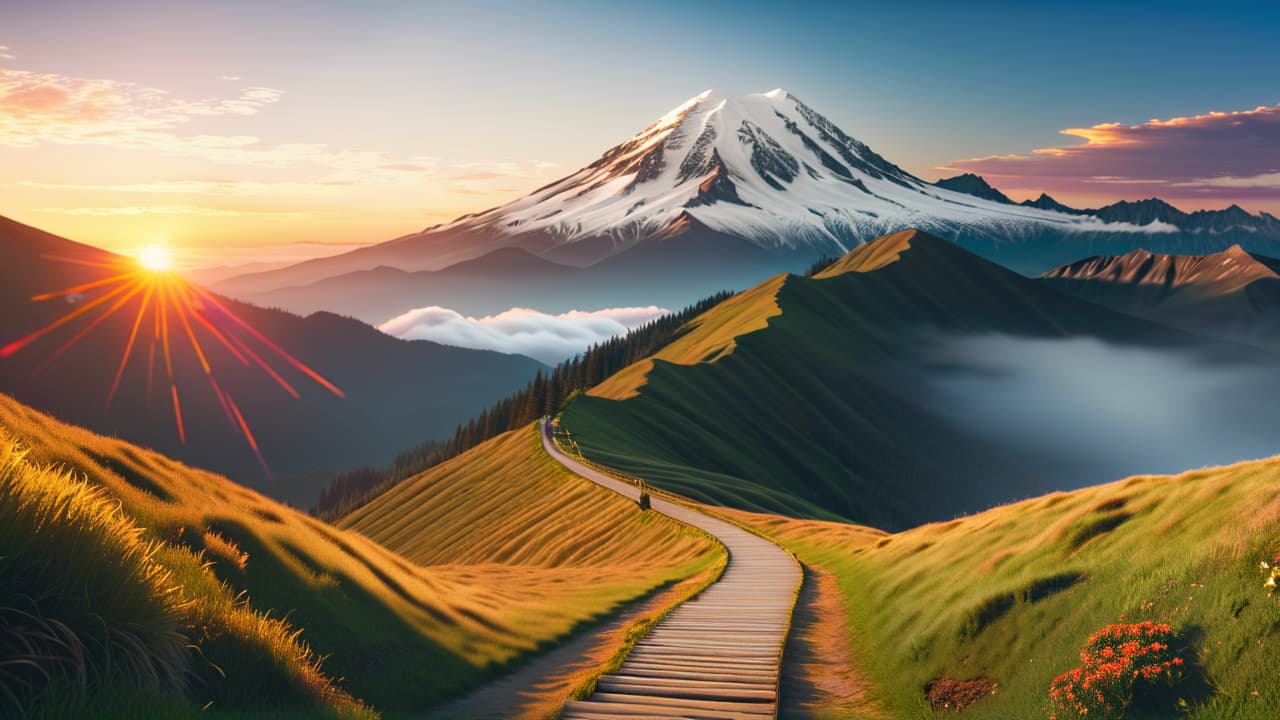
538, 419, 800, 720
564, 696, 773, 717
598, 678, 777, 701
622, 660, 777, 673
625, 652, 779, 667
562, 700, 757, 719
590, 691, 773, 710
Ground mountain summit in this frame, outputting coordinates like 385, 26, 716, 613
217, 90, 1147, 301
471, 88, 1133, 267
215, 90, 1280, 317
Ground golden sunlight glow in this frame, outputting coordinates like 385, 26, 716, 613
2, 252, 346, 474
138, 244, 173, 272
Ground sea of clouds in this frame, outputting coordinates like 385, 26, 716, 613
379, 305, 671, 364
908, 333, 1280, 488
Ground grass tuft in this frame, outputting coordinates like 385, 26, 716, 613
0, 434, 189, 715
1, 394, 721, 716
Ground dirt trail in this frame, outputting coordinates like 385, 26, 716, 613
780, 565, 885, 719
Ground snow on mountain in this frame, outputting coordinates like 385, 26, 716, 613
214, 89, 1202, 302
441, 89, 1164, 262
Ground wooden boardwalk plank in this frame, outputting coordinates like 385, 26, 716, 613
541, 420, 802, 720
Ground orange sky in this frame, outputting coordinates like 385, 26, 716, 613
3, 2, 1277, 271
0, 46, 564, 269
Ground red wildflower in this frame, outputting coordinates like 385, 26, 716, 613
1046, 623, 1184, 720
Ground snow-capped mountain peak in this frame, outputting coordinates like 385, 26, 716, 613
217, 89, 1207, 300
450, 89, 1151, 263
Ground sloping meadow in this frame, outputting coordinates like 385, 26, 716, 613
747, 456, 1280, 718
0, 393, 720, 717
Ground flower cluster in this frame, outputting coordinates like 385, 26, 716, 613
1047, 622, 1184, 719
1260, 560, 1280, 597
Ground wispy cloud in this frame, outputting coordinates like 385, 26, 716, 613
0, 66, 283, 147
1174, 172, 1280, 193
0, 46, 578, 256
942, 103, 1280, 207
36, 205, 299, 218
379, 305, 671, 364
15, 179, 353, 197
0, 53, 546, 190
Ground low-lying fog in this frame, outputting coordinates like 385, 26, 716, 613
906, 333, 1280, 490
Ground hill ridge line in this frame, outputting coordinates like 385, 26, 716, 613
540, 419, 803, 719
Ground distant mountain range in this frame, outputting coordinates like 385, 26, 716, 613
558, 229, 1277, 529
0, 215, 543, 505
1042, 244, 1280, 351
937, 172, 1280, 238
210, 89, 1270, 322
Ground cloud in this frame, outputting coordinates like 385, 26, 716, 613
0, 54, 563, 224
180, 86, 283, 116
15, 179, 352, 197
36, 205, 299, 218
379, 305, 671, 364
380, 161, 438, 172
448, 170, 507, 181
0, 62, 504, 183
943, 103, 1280, 207
907, 333, 1280, 486
0, 46, 13, 60
0, 66, 284, 149
1172, 171, 1280, 199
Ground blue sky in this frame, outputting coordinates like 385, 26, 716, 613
1, 0, 1277, 263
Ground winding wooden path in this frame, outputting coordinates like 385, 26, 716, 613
540, 420, 802, 719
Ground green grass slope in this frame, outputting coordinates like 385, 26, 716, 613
741, 455, 1280, 719
562, 229, 1246, 529
0, 393, 719, 717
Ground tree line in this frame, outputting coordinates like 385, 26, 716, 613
312, 290, 735, 519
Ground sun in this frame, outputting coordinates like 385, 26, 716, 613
138, 244, 172, 272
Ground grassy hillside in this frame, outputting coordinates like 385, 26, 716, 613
342, 427, 716, 571
0, 393, 720, 717
562, 229, 1257, 529
313, 290, 733, 520
733, 457, 1280, 719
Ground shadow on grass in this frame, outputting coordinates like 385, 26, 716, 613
960, 572, 1085, 640
1130, 624, 1214, 719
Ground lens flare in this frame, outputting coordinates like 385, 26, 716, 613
138, 244, 172, 272
2, 252, 345, 476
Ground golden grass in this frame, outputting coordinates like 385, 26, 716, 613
343, 427, 714, 571
812, 228, 921, 277
0, 436, 190, 711
0, 393, 721, 715
588, 274, 787, 400
712, 505, 887, 552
